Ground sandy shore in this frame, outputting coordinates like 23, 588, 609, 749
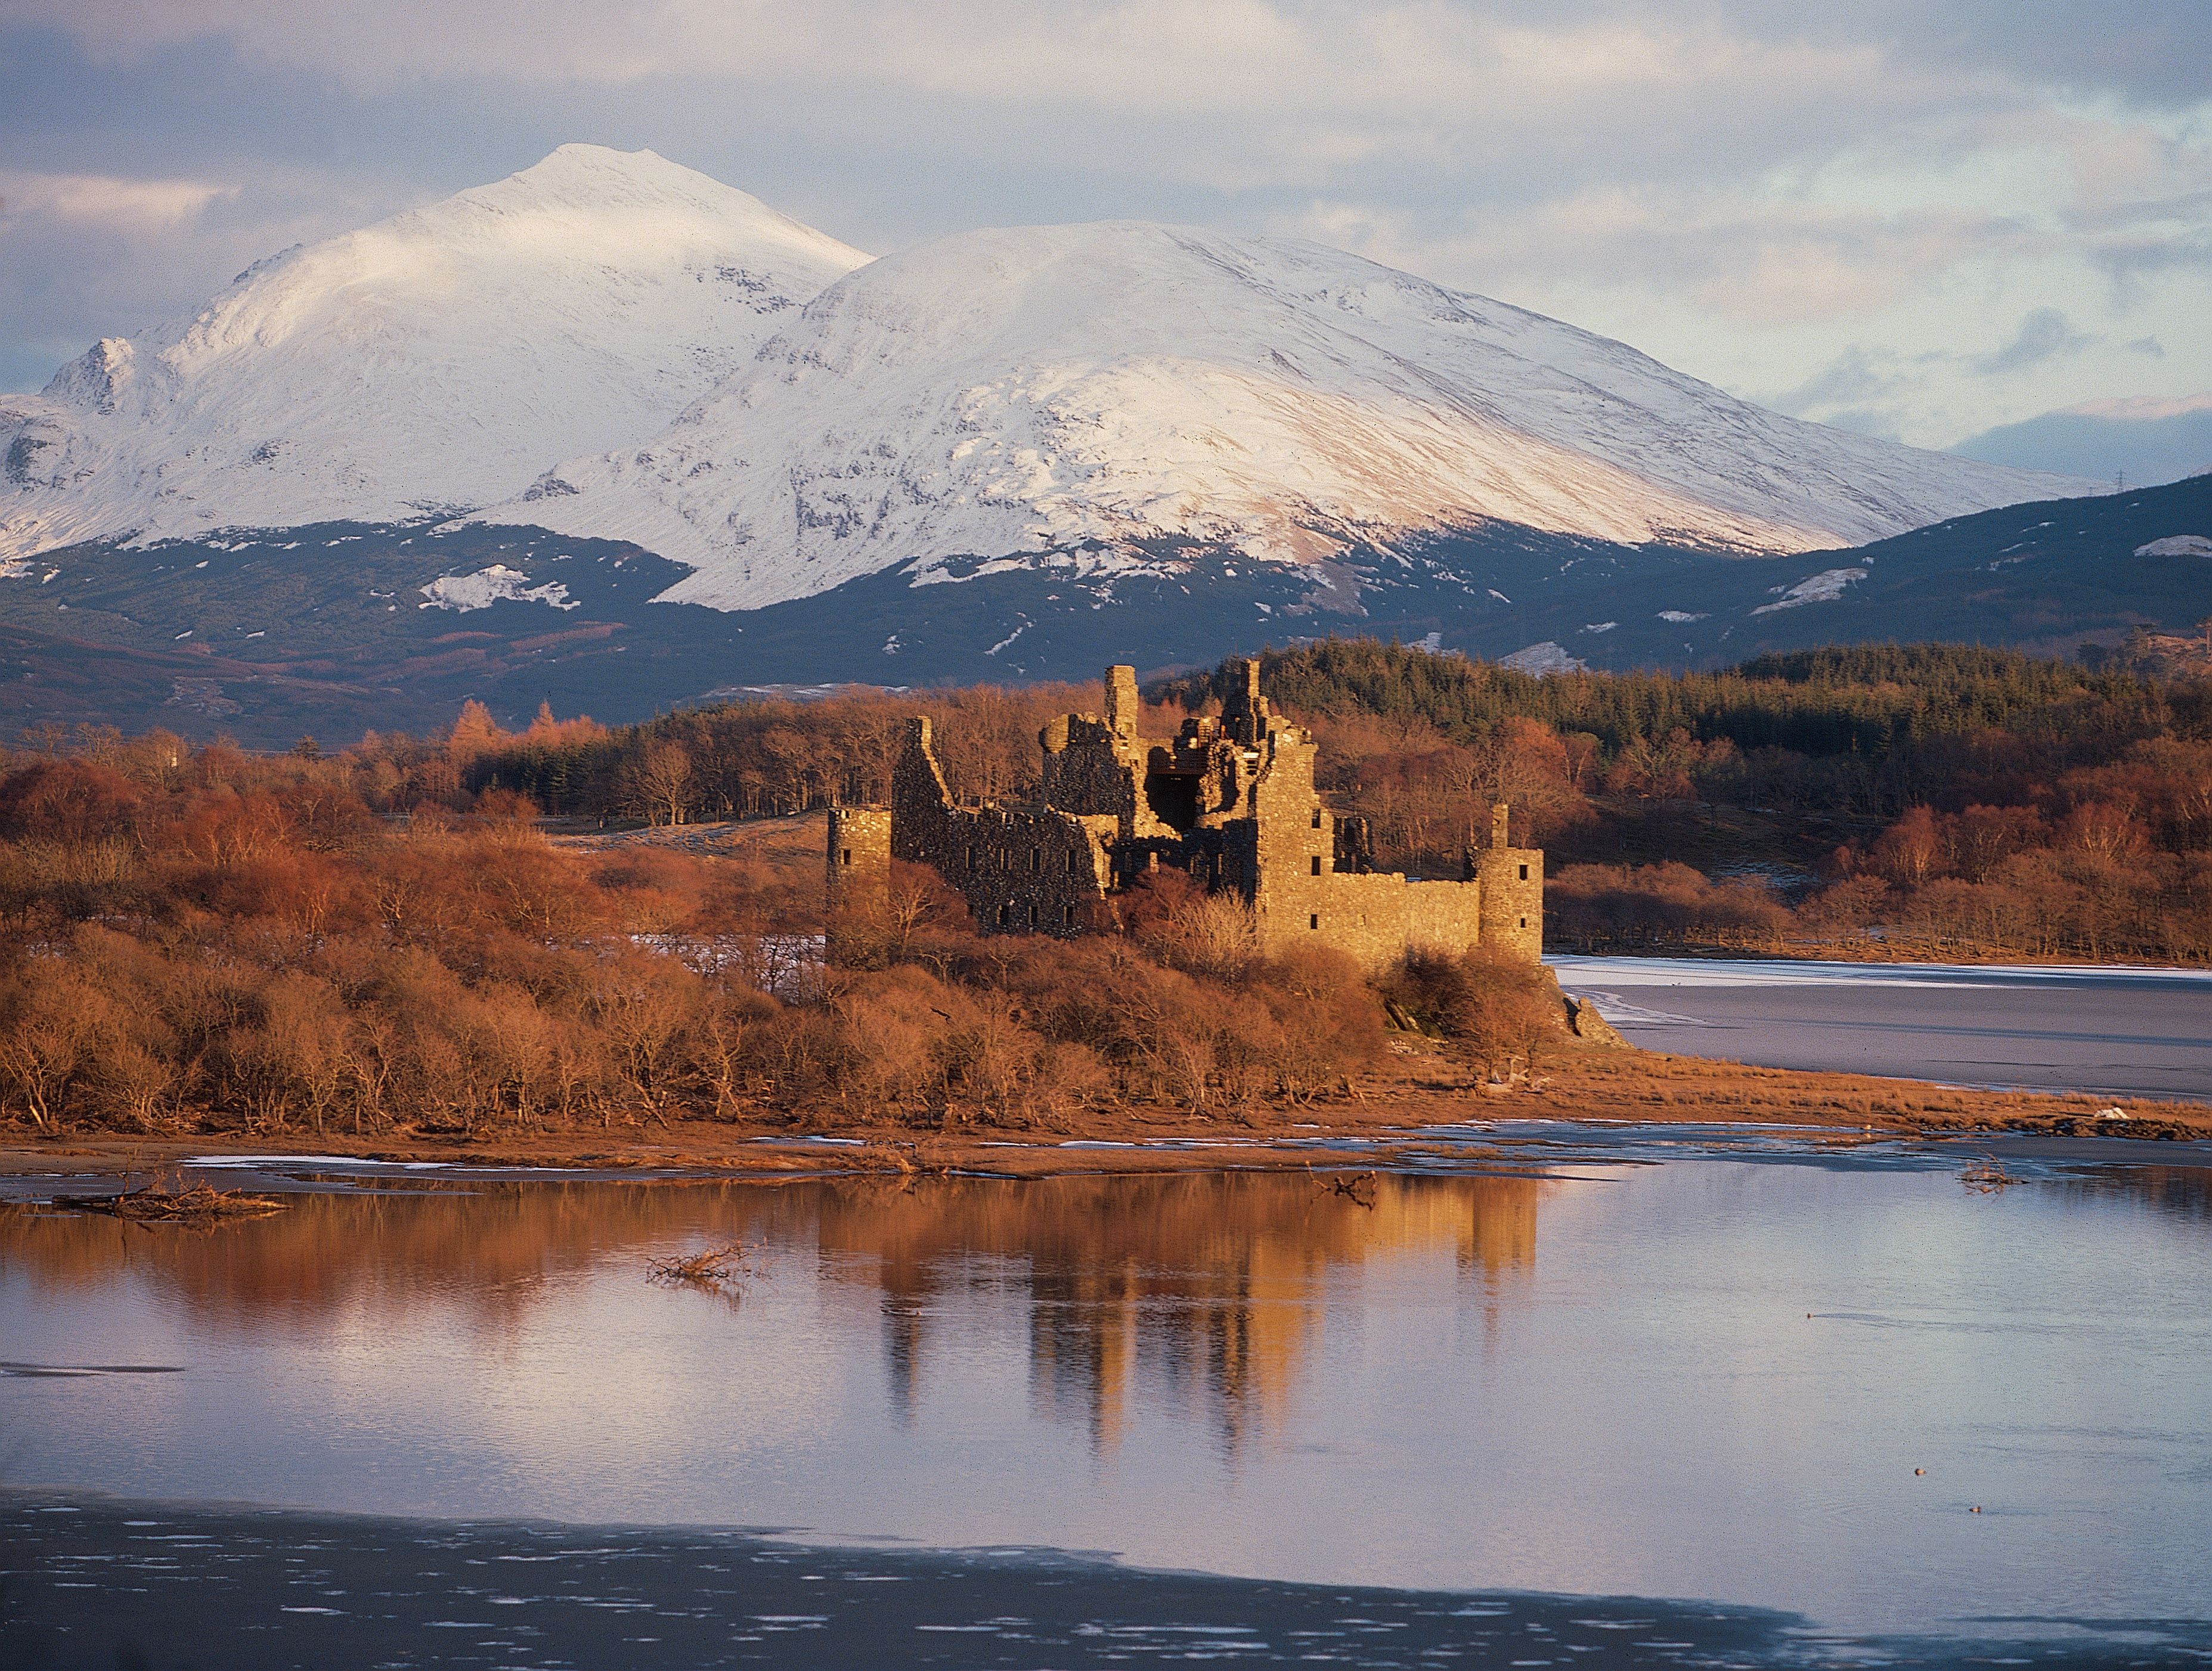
5, 1044, 2205, 1184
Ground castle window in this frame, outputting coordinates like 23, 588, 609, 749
1309, 914, 1319, 930
1519, 863, 1528, 881
1065, 850, 1077, 873
966, 845, 975, 869
1030, 848, 1040, 871
1062, 904, 1076, 926
997, 903, 1009, 927
1309, 855, 1322, 875
1311, 808, 1323, 829
840, 849, 852, 865
1028, 903, 1039, 926
1519, 916, 1528, 928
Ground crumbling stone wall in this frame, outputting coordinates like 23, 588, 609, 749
891, 717, 1110, 937
825, 805, 893, 961
830, 663, 1544, 968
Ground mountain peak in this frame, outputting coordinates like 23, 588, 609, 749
1, 150, 870, 558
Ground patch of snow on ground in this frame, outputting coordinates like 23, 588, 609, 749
1501, 641, 1588, 674
1555, 991, 1717, 1028
1657, 609, 1709, 622
2135, 535, 2212, 557
418, 565, 577, 612
1751, 566, 1869, 615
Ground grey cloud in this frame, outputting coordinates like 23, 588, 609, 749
1971, 308, 2097, 376
2093, 235, 2212, 286
2, 2, 2206, 440
1767, 345, 1912, 418
2127, 337, 2165, 356
1575, 1, 2212, 110
35, 0, 2212, 113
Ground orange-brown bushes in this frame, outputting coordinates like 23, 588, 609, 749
1377, 945, 1566, 1076
1810, 751, 2212, 960
0, 727, 1394, 1136
0, 759, 142, 845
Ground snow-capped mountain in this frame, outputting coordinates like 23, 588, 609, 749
478, 221, 2089, 612
0, 145, 868, 559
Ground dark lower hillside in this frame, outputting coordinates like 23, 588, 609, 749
1, 475, 2202, 743
1426, 469, 2212, 674
0, 522, 721, 749
0, 514, 1701, 743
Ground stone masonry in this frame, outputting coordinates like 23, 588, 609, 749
828, 662, 1543, 971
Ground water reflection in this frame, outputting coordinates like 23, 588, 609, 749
2037, 1163, 2212, 1227
822, 1173, 1542, 1455
8, 1162, 2208, 1639
1, 1171, 1545, 1459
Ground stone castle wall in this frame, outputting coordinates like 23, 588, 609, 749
891, 717, 1111, 937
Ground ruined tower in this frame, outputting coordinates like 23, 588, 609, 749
1471, 801, 1544, 963
825, 805, 891, 914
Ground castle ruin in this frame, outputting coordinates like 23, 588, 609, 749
828, 662, 1542, 970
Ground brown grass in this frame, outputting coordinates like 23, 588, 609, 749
8, 1040, 2202, 1188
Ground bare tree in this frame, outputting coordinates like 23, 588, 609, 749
626, 740, 695, 826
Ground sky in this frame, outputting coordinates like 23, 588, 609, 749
2, 0, 2207, 465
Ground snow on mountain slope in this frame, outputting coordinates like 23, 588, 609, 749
0, 145, 868, 559
480, 221, 2090, 612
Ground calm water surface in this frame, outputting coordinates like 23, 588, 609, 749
5, 1160, 2210, 1649
1550, 956, 2212, 1100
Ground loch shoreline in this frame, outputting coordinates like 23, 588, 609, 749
5, 1044, 2206, 1193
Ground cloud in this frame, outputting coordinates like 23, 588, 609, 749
26, 0, 2211, 116
1770, 346, 1910, 414
0, 169, 237, 230
0, 149, 413, 387
2068, 390, 2212, 420
1972, 307, 2098, 376
1, 1, 2206, 443
1294, 191, 2037, 328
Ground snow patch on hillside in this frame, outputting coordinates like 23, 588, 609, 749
1752, 567, 1870, 613
2135, 535, 2212, 557
1502, 641, 1589, 675
418, 565, 577, 612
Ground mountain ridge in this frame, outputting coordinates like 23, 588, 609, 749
475, 218, 2091, 610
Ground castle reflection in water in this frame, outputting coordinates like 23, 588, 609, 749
828, 1173, 1544, 1454
4, 1170, 1544, 1453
